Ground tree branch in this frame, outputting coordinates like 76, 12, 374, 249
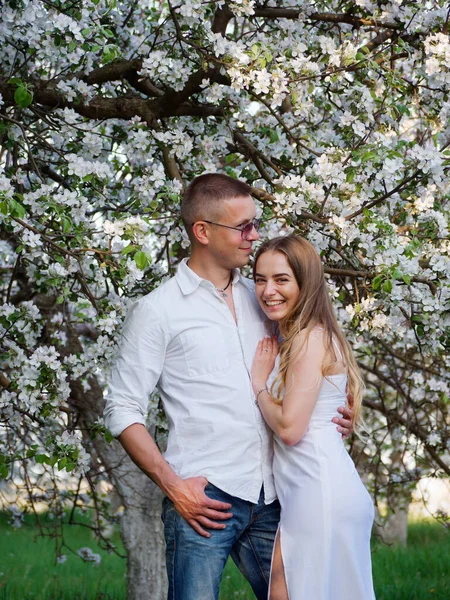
253, 8, 401, 30
156, 67, 230, 117
325, 266, 437, 294
345, 171, 421, 220
233, 131, 282, 177
212, 3, 234, 35
364, 397, 450, 477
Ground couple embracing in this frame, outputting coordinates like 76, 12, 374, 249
104, 173, 376, 600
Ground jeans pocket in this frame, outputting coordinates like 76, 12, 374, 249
161, 495, 173, 523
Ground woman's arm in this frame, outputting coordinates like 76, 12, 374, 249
251, 333, 326, 446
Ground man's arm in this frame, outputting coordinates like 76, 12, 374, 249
118, 424, 232, 537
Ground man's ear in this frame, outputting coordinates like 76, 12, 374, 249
191, 221, 210, 246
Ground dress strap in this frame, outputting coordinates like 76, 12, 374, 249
331, 337, 345, 365
312, 326, 346, 365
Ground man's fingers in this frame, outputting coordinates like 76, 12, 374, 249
338, 405, 353, 418
204, 508, 233, 521
335, 418, 351, 437
198, 515, 227, 529
205, 497, 232, 511
335, 417, 352, 430
188, 519, 211, 538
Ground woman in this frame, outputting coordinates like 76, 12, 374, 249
251, 235, 376, 600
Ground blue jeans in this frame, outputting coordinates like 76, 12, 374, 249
162, 483, 280, 600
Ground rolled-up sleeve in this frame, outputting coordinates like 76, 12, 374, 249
103, 298, 167, 438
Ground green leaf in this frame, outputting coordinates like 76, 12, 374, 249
258, 57, 266, 69
346, 169, 356, 183
121, 244, 136, 255
402, 274, 411, 285
58, 457, 67, 470
14, 85, 33, 108
62, 217, 72, 233
372, 274, 383, 291
251, 44, 260, 59
360, 150, 377, 162
269, 130, 279, 144
9, 198, 26, 218
392, 268, 402, 280
134, 251, 148, 270
383, 279, 393, 294
396, 104, 410, 116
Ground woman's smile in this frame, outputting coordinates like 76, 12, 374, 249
254, 251, 300, 321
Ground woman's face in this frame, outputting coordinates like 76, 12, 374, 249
254, 250, 300, 321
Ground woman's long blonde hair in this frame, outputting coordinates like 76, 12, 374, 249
253, 235, 364, 428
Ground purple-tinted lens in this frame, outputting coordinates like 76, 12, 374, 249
241, 222, 254, 239
241, 218, 261, 239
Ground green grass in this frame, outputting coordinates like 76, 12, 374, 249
0, 513, 448, 599
0, 511, 126, 600
371, 521, 450, 600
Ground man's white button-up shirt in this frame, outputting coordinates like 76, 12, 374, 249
104, 259, 277, 504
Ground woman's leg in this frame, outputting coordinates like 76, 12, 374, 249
269, 530, 289, 600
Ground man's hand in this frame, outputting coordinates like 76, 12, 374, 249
172, 476, 233, 538
333, 405, 354, 440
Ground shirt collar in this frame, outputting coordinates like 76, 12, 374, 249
176, 258, 244, 296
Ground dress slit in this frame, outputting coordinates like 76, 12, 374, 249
268, 524, 290, 600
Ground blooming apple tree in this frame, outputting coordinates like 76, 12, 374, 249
1, 0, 449, 596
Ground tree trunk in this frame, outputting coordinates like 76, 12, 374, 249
85, 398, 167, 600
373, 504, 409, 546
65, 346, 167, 599
352, 437, 410, 546
116, 456, 167, 600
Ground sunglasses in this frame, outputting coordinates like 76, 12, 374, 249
199, 218, 262, 240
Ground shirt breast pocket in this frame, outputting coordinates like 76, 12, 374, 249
180, 328, 230, 376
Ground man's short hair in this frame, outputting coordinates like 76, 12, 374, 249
181, 173, 252, 238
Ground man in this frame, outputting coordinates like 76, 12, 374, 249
104, 173, 352, 599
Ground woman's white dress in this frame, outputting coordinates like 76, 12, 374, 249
272, 369, 376, 599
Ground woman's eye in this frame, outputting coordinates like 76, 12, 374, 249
277, 278, 288, 283
255, 279, 265, 284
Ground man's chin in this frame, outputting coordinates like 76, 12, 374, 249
237, 255, 251, 267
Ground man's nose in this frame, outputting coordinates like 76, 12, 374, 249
248, 225, 259, 242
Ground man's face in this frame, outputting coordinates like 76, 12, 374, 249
207, 195, 260, 269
